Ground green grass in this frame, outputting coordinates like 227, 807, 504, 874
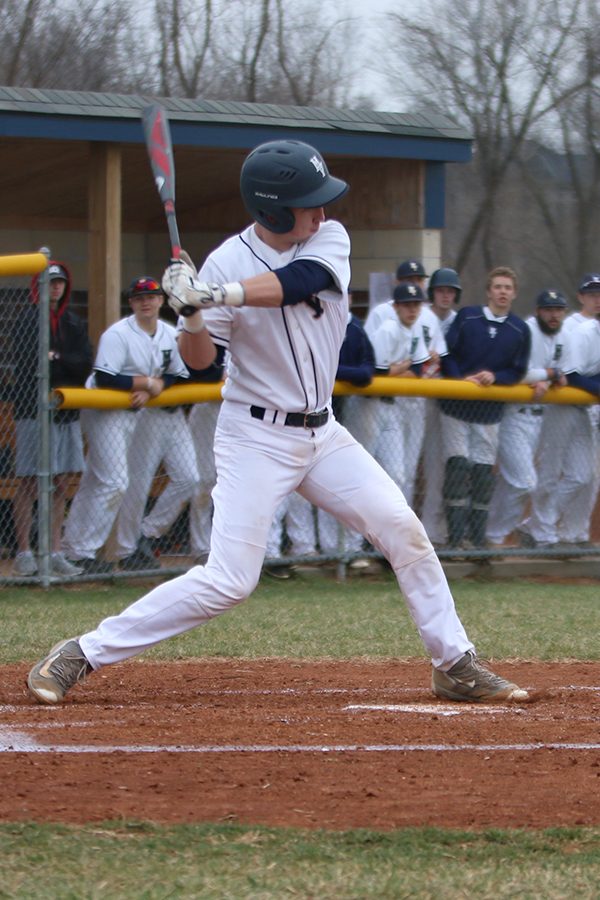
4, 572, 600, 897
1, 823, 599, 899
2, 571, 600, 664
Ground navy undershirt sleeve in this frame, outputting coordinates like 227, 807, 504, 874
567, 371, 600, 395
95, 371, 133, 390
274, 260, 335, 304
95, 371, 177, 390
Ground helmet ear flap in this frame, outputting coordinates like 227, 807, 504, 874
255, 206, 296, 234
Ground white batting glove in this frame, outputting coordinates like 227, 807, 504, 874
161, 258, 195, 304
182, 280, 245, 309
162, 253, 245, 313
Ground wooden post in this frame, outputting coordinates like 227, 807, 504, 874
88, 143, 121, 348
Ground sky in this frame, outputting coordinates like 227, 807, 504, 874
345, 0, 409, 111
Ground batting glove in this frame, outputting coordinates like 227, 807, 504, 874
163, 266, 245, 313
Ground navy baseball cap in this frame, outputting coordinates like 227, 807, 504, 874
393, 283, 426, 303
396, 259, 427, 279
48, 263, 68, 281
578, 273, 600, 293
536, 289, 567, 309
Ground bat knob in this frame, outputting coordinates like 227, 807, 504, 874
180, 305, 199, 318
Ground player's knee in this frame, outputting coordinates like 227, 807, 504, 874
206, 559, 260, 603
369, 502, 431, 564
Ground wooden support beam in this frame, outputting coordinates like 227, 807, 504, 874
88, 143, 121, 348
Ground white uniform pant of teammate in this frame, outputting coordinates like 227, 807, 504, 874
63, 409, 139, 560
440, 414, 500, 466
375, 396, 426, 508
317, 394, 375, 555
267, 493, 317, 558
79, 401, 473, 672
116, 408, 199, 558
188, 401, 220, 556
420, 399, 447, 545
486, 406, 543, 543
523, 406, 596, 543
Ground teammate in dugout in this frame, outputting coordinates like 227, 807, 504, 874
486, 290, 569, 547
438, 267, 531, 550
27, 139, 529, 705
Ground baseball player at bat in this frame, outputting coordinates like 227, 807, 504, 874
28, 139, 529, 705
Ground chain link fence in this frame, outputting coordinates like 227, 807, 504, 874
1, 261, 599, 585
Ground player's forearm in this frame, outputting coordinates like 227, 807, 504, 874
241, 271, 284, 308
178, 328, 218, 371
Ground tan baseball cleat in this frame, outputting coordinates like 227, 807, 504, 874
432, 650, 529, 703
27, 638, 93, 705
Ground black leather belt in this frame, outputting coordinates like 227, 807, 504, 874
517, 407, 544, 416
250, 405, 329, 428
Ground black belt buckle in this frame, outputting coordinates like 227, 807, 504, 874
284, 410, 329, 428
251, 405, 328, 428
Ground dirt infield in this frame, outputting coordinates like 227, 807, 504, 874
1, 659, 600, 829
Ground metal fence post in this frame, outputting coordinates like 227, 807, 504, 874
36, 249, 51, 587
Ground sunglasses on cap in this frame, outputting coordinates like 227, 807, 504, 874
130, 278, 162, 296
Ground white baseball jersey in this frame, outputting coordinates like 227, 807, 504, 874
365, 299, 446, 356
437, 307, 457, 337
364, 299, 395, 340
562, 311, 590, 336
562, 318, 600, 376
370, 316, 430, 368
522, 315, 568, 383
200, 220, 350, 412
89, 315, 188, 385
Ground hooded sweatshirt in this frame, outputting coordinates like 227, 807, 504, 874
12, 261, 93, 421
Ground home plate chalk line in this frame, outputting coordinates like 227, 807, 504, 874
1, 686, 598, 754
1, 728, 600, 754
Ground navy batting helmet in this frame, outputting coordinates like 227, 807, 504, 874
427, 267, 462, 302
393, 283, 426, 303
535, 289, 567, 309
396, 259, 427, 280
240, 140, 348, 234
128, 276, 163, 299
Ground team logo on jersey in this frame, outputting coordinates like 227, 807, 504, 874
554, 344, 563, 361
488, 326, 498, 339
161, 349, 172, 372
310, 155, 326, 178
411, 337, 418, 355
422, 324, 431, 346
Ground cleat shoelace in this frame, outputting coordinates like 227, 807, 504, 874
49, 652, 91, 692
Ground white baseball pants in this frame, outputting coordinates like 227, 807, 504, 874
188, 402, 220, 556
486, 405, 543, 542
524, 406, 597, 543
419, 399, 447, 545
63, 409, 139, 560
80, 401, 474, 671
116, 408, 199, 558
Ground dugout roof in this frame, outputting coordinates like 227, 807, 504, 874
0, 87, 472, 342
0, 86, 472, 232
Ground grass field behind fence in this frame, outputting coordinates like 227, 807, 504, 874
3, 572, 600, 898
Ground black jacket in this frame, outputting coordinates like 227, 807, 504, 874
12, 261, 93, 421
